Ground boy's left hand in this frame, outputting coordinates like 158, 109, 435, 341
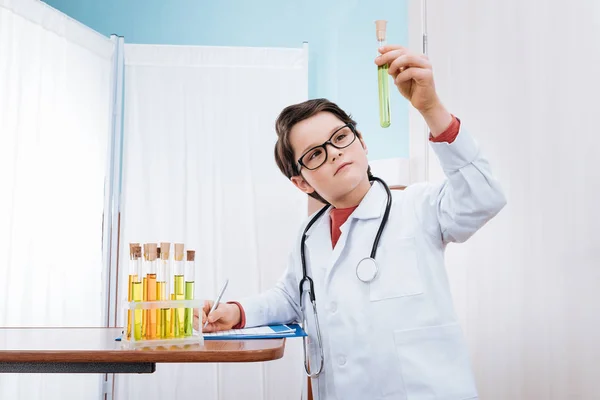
375, 45, 440, 114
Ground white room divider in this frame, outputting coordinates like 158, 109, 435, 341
0, 0, 116, 398
115, 43, 309, 400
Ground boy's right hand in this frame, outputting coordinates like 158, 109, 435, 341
193, 301, 241, 333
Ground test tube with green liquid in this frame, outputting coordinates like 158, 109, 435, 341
184, 250, 196, 336
376, 20, 391, 128
173, 245, 185, 338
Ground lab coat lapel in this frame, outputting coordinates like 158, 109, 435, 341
324, 219, 352, 286
304, 208, 333, 285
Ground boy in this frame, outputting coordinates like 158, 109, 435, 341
194, 45, 506, 399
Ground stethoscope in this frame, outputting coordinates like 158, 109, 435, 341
299, 176, 392, 378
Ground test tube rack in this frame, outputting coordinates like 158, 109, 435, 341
121, 299, 205, 348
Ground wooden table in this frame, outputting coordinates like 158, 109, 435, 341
0, 327, 286, 374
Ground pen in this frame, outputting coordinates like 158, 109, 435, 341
203, 278, 229, 329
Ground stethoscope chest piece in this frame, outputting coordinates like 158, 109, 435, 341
356, 257, 378, 283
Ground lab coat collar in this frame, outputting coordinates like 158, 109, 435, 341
349, 179, 387, 221
303, 180, 386, 237
304, 205, 332, 238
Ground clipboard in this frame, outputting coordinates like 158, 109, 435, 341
203, 324, 307, 340
115, 324, 307, 341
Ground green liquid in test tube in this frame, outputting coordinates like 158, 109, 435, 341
184, 250, 196, 337
376, 20, 391, 128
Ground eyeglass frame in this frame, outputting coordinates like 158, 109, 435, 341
296, 123, 359, 172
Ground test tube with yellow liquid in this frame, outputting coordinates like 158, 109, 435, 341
127, 243, 143, 340
145, 243, 158, 339
165, 243, 174, 338
141, 244, 148, 339
157, 242, 170, 338
173, 244, 185, 338
156, 244, 162, 337
376, 20, 391, 128
184, 250, 195, 336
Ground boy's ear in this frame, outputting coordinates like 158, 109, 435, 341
290, 175, 315, 195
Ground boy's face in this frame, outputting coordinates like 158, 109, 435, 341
289, 111, 369, 204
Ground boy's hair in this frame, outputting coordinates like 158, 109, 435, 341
274, 98, 373, 205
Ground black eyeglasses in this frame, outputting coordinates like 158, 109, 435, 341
296, 123, 358, 171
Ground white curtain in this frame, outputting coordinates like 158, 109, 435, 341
116, 44, 308, 400
0, 0, 115, 398
425, 1, 600, 398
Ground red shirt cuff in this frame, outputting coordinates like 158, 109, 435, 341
429, 115, 460, 144
227, 301, 246, 329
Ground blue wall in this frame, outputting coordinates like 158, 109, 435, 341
45, 0, 410, 160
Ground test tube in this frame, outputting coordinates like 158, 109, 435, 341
169, 244, 182, 337
146, 243, 158, 339
173, 243, 185, 338
165, 243, 174, 338
157, 242, 170, 338
127, 243, 143, 340
142, 243, 148, 339
375, 20, 391, 128
184, 250, 195, 336
156, 242, 162, 337
171, 244, 184, 337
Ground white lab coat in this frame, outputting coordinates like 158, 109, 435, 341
240, 126, 506, 400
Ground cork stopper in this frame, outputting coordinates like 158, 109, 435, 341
129, 243, 139, 255
147, 243, 158, 261
187, 250, 195, 262
174, 243, 184, 261
143, 244, 148, 260
157, 246, 161, 259
160, 242, 171, 260
375, 20, 387, 41
129, 243, 141, 259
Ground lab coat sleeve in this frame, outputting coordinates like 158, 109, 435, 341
237, 251, 302, 328
411, 125, 507, 244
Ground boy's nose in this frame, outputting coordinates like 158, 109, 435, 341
327, 145, 343, 162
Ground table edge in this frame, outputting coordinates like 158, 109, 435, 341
0, 339, 286, 363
